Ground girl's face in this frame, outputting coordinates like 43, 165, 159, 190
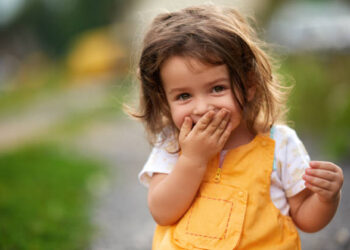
161, 56, 246, 141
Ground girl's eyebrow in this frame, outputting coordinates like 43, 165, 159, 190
168, 87, 188, 96
205, 77, 229, 87
168, 77, 229, 95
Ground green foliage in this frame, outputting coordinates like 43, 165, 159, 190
280, 54, 350, 160
5, 0, 131, 56
0, 143, 104, 249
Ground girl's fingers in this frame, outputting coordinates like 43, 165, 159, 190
308, 161, 344, 189
195, 111, 214, 131
305, 182, 334, 201
309, 161, 339, 172
213, 112, 230, 137
218, 120, 233, 146
206, 109, 229, 134
179, 117, 192, 140
303, 174, 333, 191
305, 168, 337, 182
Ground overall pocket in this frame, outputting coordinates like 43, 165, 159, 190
173, 182, 248, 250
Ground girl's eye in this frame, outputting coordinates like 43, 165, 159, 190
177, 93, 191, 101
212, 85, 225, 93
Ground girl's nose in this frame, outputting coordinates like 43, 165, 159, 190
192, 98, 214, 116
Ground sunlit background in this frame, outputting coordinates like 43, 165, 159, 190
0, 0, 349, 249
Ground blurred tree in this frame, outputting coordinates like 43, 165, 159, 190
255, 0, 285, 25
0, 0, 132, 57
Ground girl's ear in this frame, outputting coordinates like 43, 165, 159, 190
247, 85, 256, 101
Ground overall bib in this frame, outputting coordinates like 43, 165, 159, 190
152, 134, 301, 249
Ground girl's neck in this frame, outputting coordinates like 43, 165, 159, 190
223, 121, 256, 150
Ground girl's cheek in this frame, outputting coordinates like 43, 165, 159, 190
175, 119, 182, 130
177, 114, 187, 130
170, 113, 180, 130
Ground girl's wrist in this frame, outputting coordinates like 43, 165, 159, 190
179, 154, 208, 170
317, 191, 341, 205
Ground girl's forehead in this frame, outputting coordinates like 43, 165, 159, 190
161, 56, 230, 90
162, 55, 224, 74
179, 57, 210, 73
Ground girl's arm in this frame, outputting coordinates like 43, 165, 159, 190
148, 156, 207, 226
148, 109, 232, 226
288, 161, 343, 232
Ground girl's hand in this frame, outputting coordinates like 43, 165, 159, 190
303, 161, 344, 203
179, 109, 232, 165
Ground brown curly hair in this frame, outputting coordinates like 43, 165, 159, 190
130, 5, 290, 149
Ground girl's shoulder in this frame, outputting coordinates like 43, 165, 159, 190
272, 124, 298, 138
271, 124, 310, 168
271, 124, 303, 147
271, 124, 310, 165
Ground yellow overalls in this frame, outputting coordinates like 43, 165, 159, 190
152, 134, 301, 249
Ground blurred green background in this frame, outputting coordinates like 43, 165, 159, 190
0, 0, 349, 248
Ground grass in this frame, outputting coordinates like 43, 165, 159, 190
0, 143, 105, 250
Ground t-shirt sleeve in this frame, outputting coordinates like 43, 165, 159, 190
276, 125, 310, 198
138, 145, 178, 187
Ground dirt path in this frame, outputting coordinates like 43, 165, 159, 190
73, 116, 155, 249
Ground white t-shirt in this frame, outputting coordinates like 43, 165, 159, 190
138, 125, 310, 215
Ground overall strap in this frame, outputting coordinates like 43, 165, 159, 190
270, 126, 277, 171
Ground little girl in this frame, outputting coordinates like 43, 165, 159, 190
133, 5, 343, 249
